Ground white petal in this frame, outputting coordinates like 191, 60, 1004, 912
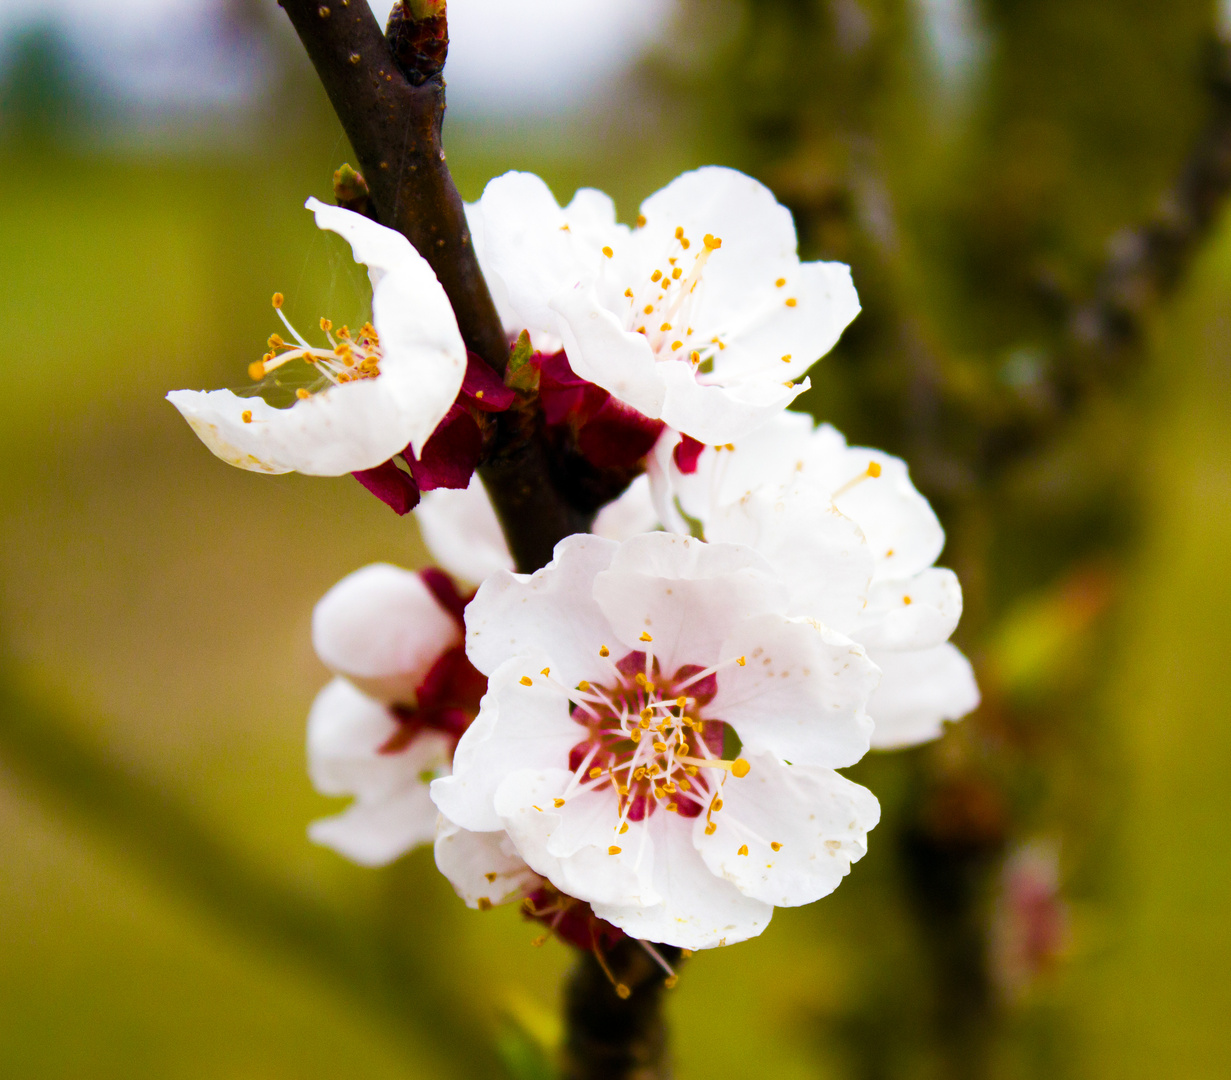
416, 476, 516, 586
166, 381, 420, 476
592, 533, 785, 676
712, 614, 878, 769
693, 751, 879, 907
308, 783, 440, 867
848, 567, 962, 651
312, 564, 460, 704
494, 768, 658, 907
465, 533, 619, 685
434, 819, 542, 909
552, 285, 667, 420
866, 643, 980, 749
704, 477, 873, 633
430, 656, 580, 832
477, 171, 598, 334
307, 678, 419, 801
592, 808, 773, 950
592, 474, 659, 541
308, 198, 468, 456
657, 359, 808, 445
637, 167, 798, 324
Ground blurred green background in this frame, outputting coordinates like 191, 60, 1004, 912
1, 1, 1229, 1077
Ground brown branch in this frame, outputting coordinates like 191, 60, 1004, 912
561, 940, 681, 1080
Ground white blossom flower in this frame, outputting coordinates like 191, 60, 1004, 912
471, 167, 860, 444
168, 199, 467, 476
649, 413, 980, 748
416, 473, 658, 586
307, 563, 484, 866
430, 532, 881, 950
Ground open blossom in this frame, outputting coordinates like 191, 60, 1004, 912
168, 198, 468, 476
430, 533, 881, 950
307, 563, 484, 866
649, 413, 980, 749
471, 166, 860, 445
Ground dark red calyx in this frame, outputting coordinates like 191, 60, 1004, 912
522, 884, 626, 952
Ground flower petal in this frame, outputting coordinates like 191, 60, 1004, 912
416, 476, 516, 586
592, 533, 785, 676
308, 782, 440, 867
493, 768, 659, 907
866, 642, 980, 749
434, 819, 542, 909
312, 564, 460, 705
166, 381, 418, 476
693, 751, 879, 907
592, 808, 773, 950
712, 614, 878, 769
307, 678, 420, 801
430, 656, 580, 832
849, 567, 963, 651
465, 533, 619, 685
657, 359, 808, 445
592, 474, 658, 541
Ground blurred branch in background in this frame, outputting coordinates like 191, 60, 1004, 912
0, 674, 501, 1079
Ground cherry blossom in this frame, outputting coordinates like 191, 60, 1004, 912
471, 166, 860, 444
168, 198, 467, 476
307, 563, 484, 866
430, 532, 881, 950
648, 413, 980, 748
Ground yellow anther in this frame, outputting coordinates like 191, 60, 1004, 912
634, 673, 647, 687
616, 984, 631, 1000
782, 354, 792, 363
676, 696, 688, 708
638, 718, 650, 730
674, 226, 684, 239
681, 949, 693, 958
520, 676, 533, 686
475, 390, 485, 400
663, 781, 676, 794
599, 645, 610, 657
618, 785, 629, 796
667, 802, 678, 812
636, 214, 647, 227
651, 269, 662, 282
679, 778, 691, 791
625, 288, 634, 297
712, 798, 724, 811
785, 297, 797, 307
619, 822, 629, 833
775, 277, 786, 287
295, 388, 311, 400
903, 595, 912, 605
690, 350, 700, 363
271, 292, 284, 308
608, 845, 621, 855
704, 233, 722, 249
553, 798, 565, 808
578, 680, 591, 692
704, 822, 716, 835
867, 461, 882, 478
731, 758, 751, 779
671, 340, 683, 351
531, 934, 548, 947
736, 656, 746, 667
602, 246, 614, 258
630, 729, 642, 742
268, 334, 285, 349
241, 410, 253, 424
665, 975, 678, 989
485, 872, 498, 882
737, 844, 749, 856
686, 766, 698, 776
477, 897, 492, 910
644, 304, 654, 315
671, 266, 682, 279
681, 238, 691, 249
659, 323, 672, 332
318, 318, 330, 333
589, 767, 603, 779
540, 667, 551, 677
770, 841, 782, 852
653, 741, 668, 753
248, 360, 266, 381
640, 631, 653, 642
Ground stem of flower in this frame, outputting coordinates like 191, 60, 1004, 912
562, 937, 683, 1080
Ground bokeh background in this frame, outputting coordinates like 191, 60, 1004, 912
1, 0, 1229, 1077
